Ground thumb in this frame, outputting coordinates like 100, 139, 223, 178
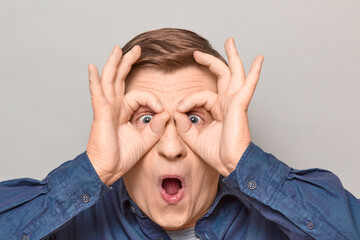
173, 111, 199, 149
141, 111, 170, 149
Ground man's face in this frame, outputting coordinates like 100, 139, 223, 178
123, 65, 220, 230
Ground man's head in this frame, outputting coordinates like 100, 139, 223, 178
121, 28, 226, 230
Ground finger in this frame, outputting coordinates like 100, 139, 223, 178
173, 111, 199, 148
114, 45, 141, 98
246, 55, 264, 87
101, 46, 123, 101
193, 51, 230, 94
225, 38, 246, 91
141, 111, 170, 149
241, 55, 264, 102
124, 90, 163, 113
177, 90, 218, 113
88, 64, 107, 113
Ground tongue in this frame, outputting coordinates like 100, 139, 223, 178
162, 178, 181, 195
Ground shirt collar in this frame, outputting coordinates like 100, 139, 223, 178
114, 175, 251, 217
112, 177, 131, 214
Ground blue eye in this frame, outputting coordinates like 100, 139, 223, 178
188, 115, 201, 124
139, 115, 153, 124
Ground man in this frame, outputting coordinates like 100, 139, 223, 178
0, 28, 359, 240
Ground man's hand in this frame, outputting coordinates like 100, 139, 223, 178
86, 46, 169, 186
174, 38, 264, 177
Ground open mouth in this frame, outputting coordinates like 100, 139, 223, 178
160, 176, 185, 204
162, 178, 182, 195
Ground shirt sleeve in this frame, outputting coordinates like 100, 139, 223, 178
0, 151, 112, 240
222, 142, 360, 240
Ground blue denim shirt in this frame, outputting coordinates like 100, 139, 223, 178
0, 143, 359, 240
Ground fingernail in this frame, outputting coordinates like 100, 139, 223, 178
132, 45, 140, 52
176, 116, 190, 134
151, 119, 164, 134
178, 102, 185, 112
156, 102, 163, 111
228, 38, 235, 48
194, 50, 206, 57
151, 112, 169, 133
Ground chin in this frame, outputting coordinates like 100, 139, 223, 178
152, 211, 194, 231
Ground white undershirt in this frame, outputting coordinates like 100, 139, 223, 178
165, 227, 200, 240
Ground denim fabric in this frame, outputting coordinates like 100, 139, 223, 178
0, 143, 359, 240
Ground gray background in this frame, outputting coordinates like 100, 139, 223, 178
0, 0, 359, 197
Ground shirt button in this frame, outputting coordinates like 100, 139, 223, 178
306, 221, 314, 230
22, 235, 29, 240
247, 180, 257, 190
130, 205, 136, 214
81, 193, 90, 203
138, 210, 144, 217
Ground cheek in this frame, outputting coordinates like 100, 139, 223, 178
123, 150, 158, 197
189, 158, 219, 192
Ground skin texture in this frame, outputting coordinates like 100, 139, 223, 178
86, 38, 264, 230
123, 66, 220, 230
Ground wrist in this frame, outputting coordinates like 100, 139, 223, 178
86, 152, 122, 186
219, 142, 250, 177
92, 165, 116, 186
218, 159, 238, 177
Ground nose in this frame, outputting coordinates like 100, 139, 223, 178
157, 119, 187, 161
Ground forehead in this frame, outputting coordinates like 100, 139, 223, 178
125, 66, 218, 104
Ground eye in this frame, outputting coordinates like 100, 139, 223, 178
188, 114, 202, 124
139, 114, 153, 124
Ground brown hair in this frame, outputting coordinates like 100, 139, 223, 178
122, 28, 227, 72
